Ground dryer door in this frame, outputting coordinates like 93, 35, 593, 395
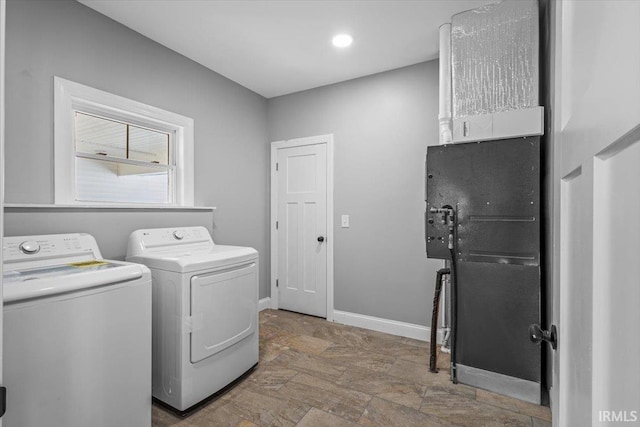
190, 262, 257, 364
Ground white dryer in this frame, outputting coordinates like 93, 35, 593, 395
126, 226, 259, 414
2, 233, 152, 427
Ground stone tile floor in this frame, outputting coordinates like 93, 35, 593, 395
153, 309, 552, 427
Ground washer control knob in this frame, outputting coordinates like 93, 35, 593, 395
19, 240, 41, 254
173, 230, 185, 240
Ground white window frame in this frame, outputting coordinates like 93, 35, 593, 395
54, 76, 194, 206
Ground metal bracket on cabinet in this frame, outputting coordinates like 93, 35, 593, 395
529, 324, 557, 350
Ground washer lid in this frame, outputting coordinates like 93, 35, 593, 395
3, 260, 147, 303
127, 244, 258, 273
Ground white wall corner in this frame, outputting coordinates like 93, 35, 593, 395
258, 297, 272, 312
331, 310, 444, 344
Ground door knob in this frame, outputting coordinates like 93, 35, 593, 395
529, 324, 557, 350
317, 236, 325, 243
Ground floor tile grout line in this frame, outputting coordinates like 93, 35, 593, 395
258, 365, 372, 425
292, 406, 313, 427
264, 312, 417, 349
264, 332, 460, 422
420, 388, 542, 421
419, 392, 545, 427
263, 331, 463, 412
472, 394, 552, 421
271, 340, 455, 425
276, 342, 402, 376
284, 331, 416, 370
355, 398, 371, 426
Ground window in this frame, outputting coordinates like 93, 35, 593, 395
74, 112, 172, 204
54, 77, 194, 206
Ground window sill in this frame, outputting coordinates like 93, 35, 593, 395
4, 203, 215, 212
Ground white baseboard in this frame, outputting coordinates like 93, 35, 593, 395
258, 297, 272, 312
332, 310, 444, 344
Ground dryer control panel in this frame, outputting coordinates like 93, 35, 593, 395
127, 226, 213, 257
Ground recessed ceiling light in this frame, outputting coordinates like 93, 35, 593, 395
332, 34, 353, 48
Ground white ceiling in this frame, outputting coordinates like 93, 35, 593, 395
79, 0, 496, 99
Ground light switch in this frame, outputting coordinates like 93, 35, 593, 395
341, 215, 350, 228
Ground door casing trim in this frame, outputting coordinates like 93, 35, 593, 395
270, 134, 334, 321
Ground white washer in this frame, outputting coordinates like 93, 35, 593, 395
2, 233, 152, 427
126, 226, 259, 413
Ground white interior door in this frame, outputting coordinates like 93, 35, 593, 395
273, 138, 329, 318
552, 1, 640, 425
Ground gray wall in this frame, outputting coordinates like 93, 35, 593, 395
4, 0, 270, 297
268, 62, 443, 326
5, 0, 444, 324
4, 207, 214, 261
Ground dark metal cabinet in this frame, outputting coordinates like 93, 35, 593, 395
426, 137, 542, 402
